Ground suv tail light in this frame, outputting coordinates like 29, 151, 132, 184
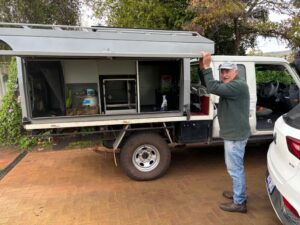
283, 196, 300, 218
286, 136, 300, 159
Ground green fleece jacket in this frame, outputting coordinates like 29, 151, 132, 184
201, 68, 251, 140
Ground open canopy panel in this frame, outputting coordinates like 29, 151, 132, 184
0, 23, 214, 58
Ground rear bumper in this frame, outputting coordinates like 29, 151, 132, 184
266, 172, 287, 224
266, 170, 300, 225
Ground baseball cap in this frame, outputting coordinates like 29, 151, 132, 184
219, 62, 238, 70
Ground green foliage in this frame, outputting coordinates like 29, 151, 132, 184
283, 16, 300, 49
186, 0, 298, 55
158, 87, 172, 94
256, 70, 295, 85
0, 0, 81, 25
0, 58, 37, 149
88, 0, 192, 30
36, 136, 53, 150
0, 58, 22, 145
19, 136, 37, 149
89, 0, 299, 55
65, 89, 72, 108
68, 140, 94, 148
247, 49, 264, 56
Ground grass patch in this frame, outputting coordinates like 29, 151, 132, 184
68, 140, 95, 148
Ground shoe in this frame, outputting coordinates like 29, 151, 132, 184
219, 202, 247, 213
222, 191, 233, 200
222, 191, 248, 203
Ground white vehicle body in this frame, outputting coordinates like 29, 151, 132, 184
1, 23, 300, 180
267, 110, 300, 224
193, 56, 300, 139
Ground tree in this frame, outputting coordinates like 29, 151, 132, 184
87, 0, 192, 30
89, 0, 299, 55
0, 0, 82, 25
282, 0, 300, 49
186, 0, 298, 55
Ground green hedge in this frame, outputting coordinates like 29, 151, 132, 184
0, 58, 37, 149
256, 70, 295, 85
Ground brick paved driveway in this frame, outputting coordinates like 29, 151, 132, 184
0, 145, 280, 225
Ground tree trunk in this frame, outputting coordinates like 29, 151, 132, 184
233, 18, 241, 55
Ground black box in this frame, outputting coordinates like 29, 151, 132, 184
176, 120, 212, 143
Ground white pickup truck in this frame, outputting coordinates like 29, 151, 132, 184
0, 23, 299, 180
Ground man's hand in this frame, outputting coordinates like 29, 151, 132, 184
199, 52, 212, 70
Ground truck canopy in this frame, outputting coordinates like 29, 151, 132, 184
0, 23, 214, 58
0, 23, 215, 130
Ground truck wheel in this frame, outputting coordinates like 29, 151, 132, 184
120, 132, 171, 181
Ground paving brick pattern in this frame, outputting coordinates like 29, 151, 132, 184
0, 149, 20, 169
0, 145, 280, 225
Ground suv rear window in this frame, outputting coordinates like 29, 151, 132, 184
283, 104, 300, 129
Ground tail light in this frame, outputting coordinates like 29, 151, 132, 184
283, 196, 300, 218
286, 136, 300, 159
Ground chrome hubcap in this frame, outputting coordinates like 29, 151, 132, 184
132, 145, 160, 172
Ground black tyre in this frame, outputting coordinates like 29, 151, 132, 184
120, 132, 171, 181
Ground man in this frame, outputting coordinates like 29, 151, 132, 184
199, 52, 250, 213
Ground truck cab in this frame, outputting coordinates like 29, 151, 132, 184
191, 56, 300, 139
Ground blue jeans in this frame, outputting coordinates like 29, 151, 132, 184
224, 139, 248, 204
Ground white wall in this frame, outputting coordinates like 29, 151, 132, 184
63, 60, 98, 83
98, 60, 136, 75
62, 59, 136, 84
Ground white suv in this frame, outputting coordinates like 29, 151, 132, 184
267, 104, 300, 224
